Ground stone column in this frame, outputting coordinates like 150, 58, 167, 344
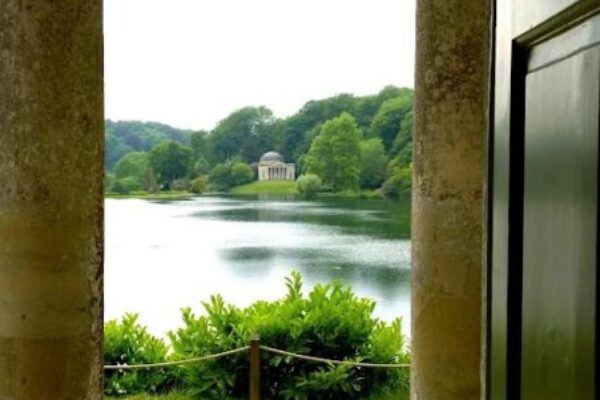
412, 1, 490, 399
0, 1, 104, 399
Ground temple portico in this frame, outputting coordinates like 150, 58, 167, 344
257, 152, 295, 181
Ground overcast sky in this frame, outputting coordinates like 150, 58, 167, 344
104, 0, 416, 131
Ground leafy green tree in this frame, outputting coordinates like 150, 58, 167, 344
190, 130, 208, 160
382, 165, 412, 198
105, 120, 193, 170
193, 157, 210, 176
306, 113, 362, 192
114, 152, 150, 181
360, 138, 387, 188
296, 174, 322, 198
149, 141, 193, 188
229, 162, 255, 186
109, 177, 144, 195
105, 138, 134, 171
190, 176, 208, 194
390, 110, 413, 164
206, 107, 279, 164
208, 160, 254, 191
369, 94, 414, 152
281, 94, 360, 162
105, 172, 116, 192
355, 86, 412, 128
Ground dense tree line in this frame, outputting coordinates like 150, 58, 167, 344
105, 120, 194, 170
105, 85, 413, 197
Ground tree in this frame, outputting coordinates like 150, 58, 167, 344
229, 162, 255, 186
354, 86, 413, 128
390, 110, 413, 165
149, 141, 193, 187
306, 113, 362, 192
296, 174, 322, 198
208, 160, 254, 191
190, 176, 208, 194
190, 130, 208, 161
369, 94, 414, 152
281, 94, 361, 162
382, 164, 412, 198
110, 177, 143, 195
114, 152, 149, 180
359, 138, 387, 188
206, 107, 279, 164
105, 120, 193, 170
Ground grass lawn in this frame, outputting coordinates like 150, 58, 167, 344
229, 180, 297, 195
105, 191, 195, 200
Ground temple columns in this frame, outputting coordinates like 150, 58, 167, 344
411, 1, 491, 399
0, 1, 104, 399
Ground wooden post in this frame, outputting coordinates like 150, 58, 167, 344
249, 335, 261, 400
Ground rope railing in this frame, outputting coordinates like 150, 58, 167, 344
104, 336, 410, 400
103, 346, 250, 370
103, 343, 409, 370
259, 345, 410, 369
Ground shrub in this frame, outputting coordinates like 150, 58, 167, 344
171, 179, 191, 192
167, 272, 409, 399
110, 177, 143, 195
230, 162, 255, 187
104, 274, 410, 399
208, 160, 254, 191
190, 176, 208, 194
382, 166, 412, 199
296, 174, 322, 198
105, 172, 116, 192
104, 314, 174, 397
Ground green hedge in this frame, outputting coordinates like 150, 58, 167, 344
105, 272, 410, 399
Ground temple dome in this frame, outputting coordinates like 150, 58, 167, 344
260, 151, 284, 163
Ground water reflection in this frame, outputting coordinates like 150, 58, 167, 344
105, 195, 411, 337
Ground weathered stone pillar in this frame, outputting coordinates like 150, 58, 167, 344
0, 1, 104, 399
412, 1, 490, 399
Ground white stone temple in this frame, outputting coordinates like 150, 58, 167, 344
257, 151, 295, 181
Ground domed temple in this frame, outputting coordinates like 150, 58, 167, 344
257, 151, 295, 181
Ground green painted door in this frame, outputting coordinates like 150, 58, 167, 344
491, 1, 600, 399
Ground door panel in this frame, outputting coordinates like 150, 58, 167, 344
491, 1, 600, 399
522, 31, 599, 399
514, 0, 579, 36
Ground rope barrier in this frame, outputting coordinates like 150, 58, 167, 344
260, 345, 410, 369
103, 344, 410, 370
104, 346, 250, 370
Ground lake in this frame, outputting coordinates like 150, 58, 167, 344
105, 195, 412, 337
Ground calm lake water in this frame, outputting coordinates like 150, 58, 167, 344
105, 195, 412, 336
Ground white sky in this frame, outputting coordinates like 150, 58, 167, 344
104, 0, 416, 131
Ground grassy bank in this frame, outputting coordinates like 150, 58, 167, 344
229, 180, 297, 195
318, 189, 383, 199
228, 181, 386, 199
105, 191, 195, 200
105, 186, 387, 201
